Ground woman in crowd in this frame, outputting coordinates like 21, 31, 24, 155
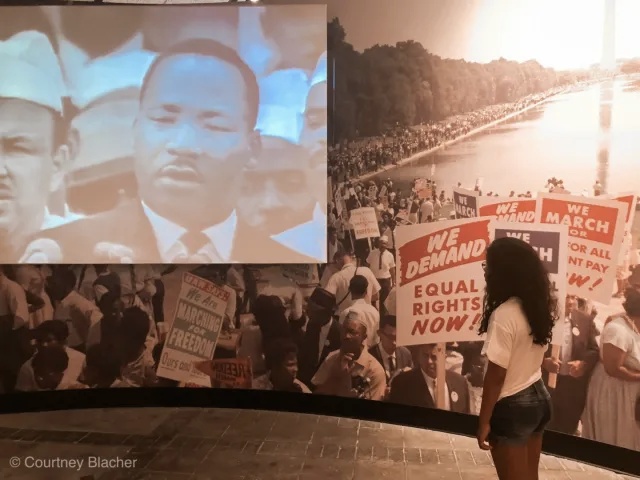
477, 237, 557, 480
581, 286, 640, 451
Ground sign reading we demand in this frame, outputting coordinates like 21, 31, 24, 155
396, 218, 489, 345
396, 218, 570, 346
536, 193, 626, 305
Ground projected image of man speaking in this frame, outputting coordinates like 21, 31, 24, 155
37, 39, 321, 264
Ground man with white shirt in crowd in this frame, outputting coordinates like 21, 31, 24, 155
312, 311, 386, 400
0, 31, 76, 263
366, 236, 395, 312
0, 266, 31, 392
338, 275, 380, 348
380, 219, 397, 258
15, 320, 85, 392
420, 198, 434, 223
48, 269, 103, 352
325, 250, 380, 316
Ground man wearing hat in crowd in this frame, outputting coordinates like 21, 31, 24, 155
366, 235, 396, 313
312, 310, 387, 400
297, 287, 341, 388
0, 30, 72, 262
35, 38, 316, 263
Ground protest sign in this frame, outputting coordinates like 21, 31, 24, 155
490, 221, 569, 344
195, 357, 253, 389
350, 207, 381, 239
396, 218, 490, 346
478, 197, 536, 223
606, 193, 638, 265
453, 187, 479, 219
535, 193, 626, 304
156, 272, 229, 385
281, 264, 320, 286
394, 209, 412, 226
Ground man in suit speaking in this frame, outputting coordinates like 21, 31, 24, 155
26, 39, 316, 264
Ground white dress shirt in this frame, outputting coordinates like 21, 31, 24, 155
15, 346, 85, 392
377, 344, 397, 379
53, 291, 103, 348
367, 249, 396, 280
325, 264, 381, 315
142, 202, 237, 262
422, 369, 450, 411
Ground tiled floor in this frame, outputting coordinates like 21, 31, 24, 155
0, 407, 634, 479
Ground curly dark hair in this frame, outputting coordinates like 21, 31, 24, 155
478, 236, 558, 346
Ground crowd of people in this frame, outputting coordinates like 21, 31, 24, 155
327, 85, 570, 182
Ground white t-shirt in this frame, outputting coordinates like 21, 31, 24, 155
481, 297, 545, 399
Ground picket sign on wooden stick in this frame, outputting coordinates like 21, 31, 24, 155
436, 343, 447, 409
547, 344, 561, 389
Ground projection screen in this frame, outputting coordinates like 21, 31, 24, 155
0, 4, 327, 264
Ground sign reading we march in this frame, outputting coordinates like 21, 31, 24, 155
156, 272, 229, 386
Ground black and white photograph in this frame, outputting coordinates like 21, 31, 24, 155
0, 4, 327, 264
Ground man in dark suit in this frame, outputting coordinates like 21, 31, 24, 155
25, 39, 317, 264
543, 295, 599, 434
389, 343, 470, 414
368, 315, 413, 386
297, 287, 340, 388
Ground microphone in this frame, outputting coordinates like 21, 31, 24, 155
19, 238, 64, 263
93, 242, 135, 263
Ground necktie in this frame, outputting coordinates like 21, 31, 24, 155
179, 231, 212, 261
433, 377, 438, 404
379, 251, 382, 270
388, 355, 396, 375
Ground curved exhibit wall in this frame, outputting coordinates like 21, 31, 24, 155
0, 257, 639, 476
1, 0, 640, 477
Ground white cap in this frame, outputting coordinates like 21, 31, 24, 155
345, 310, 367, 332
310, 51, 327, 88
379, 236, 389, 244
0, 31, 65, 113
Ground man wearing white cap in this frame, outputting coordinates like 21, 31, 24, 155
312, 310, 386, 400
366, 236, 396, 313
0, 30, 70, 262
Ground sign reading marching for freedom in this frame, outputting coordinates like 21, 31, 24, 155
396, 218, 489, 346
478, 196, 536, 223
490, 221, 569, 344
535, 193, 626, 304
349, 207, 381, 239
156, 272, 229, 386
453, 187, 479, 219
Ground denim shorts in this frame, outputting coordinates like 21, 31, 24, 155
489, 379, 552, 446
